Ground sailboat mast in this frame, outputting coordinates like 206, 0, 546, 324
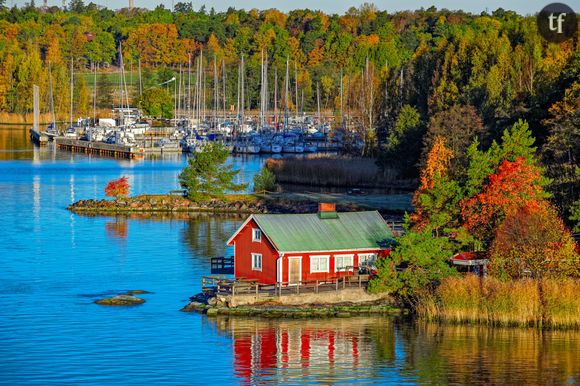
222, 57, 226, 124
274, 67, 278, 130
93, 62, 97, 125
138, 58, 142, 97
69, 58, 73, 128
188, 53, 192, 127
284, 57, 289, 130
340, 68, 343, 127
213, 56, 218, 129
317, 82, 320, 125
240, 54, 245, 130
259, 50, 264, 130
294, 61, 298, 120
48, 63, 55, 128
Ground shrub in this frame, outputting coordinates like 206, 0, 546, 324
253, 166, 277, 193
104, 177, 130, 198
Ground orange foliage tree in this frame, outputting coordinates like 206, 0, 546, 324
411, 136, 457, 230
104, 177, 130, 199
461, 157, 547, 242
489, 202, 579, 279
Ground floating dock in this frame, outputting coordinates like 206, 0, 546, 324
29, 128, 48, 146
55, 138, 143, 159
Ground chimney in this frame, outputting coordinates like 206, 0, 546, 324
318, 203, 338, 219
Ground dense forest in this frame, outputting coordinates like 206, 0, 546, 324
0, 1, 578, 221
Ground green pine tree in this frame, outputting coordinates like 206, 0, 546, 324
178, 143, 247, 202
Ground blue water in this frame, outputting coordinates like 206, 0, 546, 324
0, 130, 578, 384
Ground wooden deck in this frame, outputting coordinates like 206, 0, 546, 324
201, 273, 371, 299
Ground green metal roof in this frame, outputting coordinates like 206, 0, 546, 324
252, 211, 394, 253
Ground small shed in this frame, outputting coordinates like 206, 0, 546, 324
451, 251, 489, 277
226, 203, 395, 285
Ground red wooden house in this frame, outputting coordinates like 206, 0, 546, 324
226, 204, 395, 285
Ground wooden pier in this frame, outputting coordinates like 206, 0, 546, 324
29, 128, 48, 146
55, 138, 143, 159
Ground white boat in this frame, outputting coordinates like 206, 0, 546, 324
304, 143, 317, 152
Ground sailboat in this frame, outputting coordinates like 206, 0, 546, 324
63, 59, 78, 139
42, 63, 59, 139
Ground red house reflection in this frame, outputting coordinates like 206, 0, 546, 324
232, 321, 367, 382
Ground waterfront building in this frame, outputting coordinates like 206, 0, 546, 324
226, 204, 395, 285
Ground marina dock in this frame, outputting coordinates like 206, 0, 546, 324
55, 138, 143, 159
29, 128, 48, 146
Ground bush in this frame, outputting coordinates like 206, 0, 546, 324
253, 167, 277, 193
104, 177, 130, 198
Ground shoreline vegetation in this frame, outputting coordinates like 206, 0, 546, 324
265, 155, 416, 190
416, 276, 580, 330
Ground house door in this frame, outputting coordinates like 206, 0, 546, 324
288, 257, 302, 284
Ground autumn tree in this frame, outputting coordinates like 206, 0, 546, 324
104, 177, 130, 199
411, 136, 462, 233
489, 202, 579, 279
423, 105, 485, 179
461, 157, 549, 243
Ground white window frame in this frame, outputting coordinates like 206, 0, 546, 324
310, 255, 330, 273
358, 253, 378, 267
252, 228, 262, 242
334, 254, 354, 272
252, 253, 262, 271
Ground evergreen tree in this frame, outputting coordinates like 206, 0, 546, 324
178, 143, 246, 202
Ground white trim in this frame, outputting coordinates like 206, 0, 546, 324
276, 256, 282, 283
226, 215, 255, 245
310, 255, 330, 273
252, 228, 262, 242
277, 247, 385, 254
288, 256, 302, 284
226, 215, 280, 251
334, 254, 354, 272
251, 253, 262, 271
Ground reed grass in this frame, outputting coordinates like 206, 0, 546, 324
0, 109, 112, 125
265, 155, 414, 189
417, 275, 580, 329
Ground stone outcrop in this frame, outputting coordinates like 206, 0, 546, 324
95, 294, 146, 306
67, 194, 364, 215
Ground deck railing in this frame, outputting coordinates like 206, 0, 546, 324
201, 273, 370, 299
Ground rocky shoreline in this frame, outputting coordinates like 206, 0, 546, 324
181, 290, 400, 318
67, 194, 366, 215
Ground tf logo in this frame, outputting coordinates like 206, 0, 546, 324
537, 3, 577, 42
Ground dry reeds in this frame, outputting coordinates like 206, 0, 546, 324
265, 154, 414, 189
417, 275, 580, 329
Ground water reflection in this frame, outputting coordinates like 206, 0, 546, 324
403, 323, 580, 385
181, 214, 244, 258
105, 217, 128, 239
207, 317, 580, 384
210, 316, 395, 384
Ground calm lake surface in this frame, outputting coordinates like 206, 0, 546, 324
0, 125, 578, 385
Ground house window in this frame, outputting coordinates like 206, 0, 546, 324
252, 253, 262, 271
335, 254, 354, 272
359, 253, 377, 267
252, 228, 261, 242
310, 255, 330, 273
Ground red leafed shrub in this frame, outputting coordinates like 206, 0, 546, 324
104, 177, 130, 198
